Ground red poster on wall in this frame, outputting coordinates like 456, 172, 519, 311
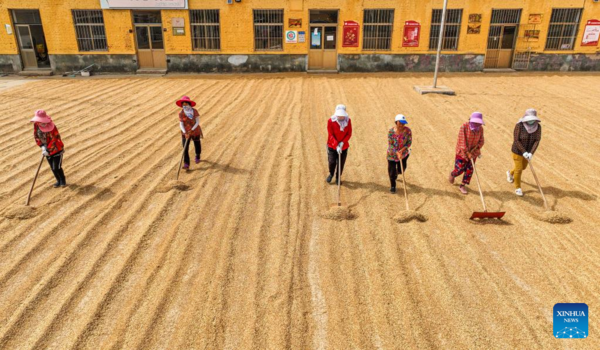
403, 21, 420, 47
343, 21, 359, 47
581, 19, 600, 47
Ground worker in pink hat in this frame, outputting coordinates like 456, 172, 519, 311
176, 96, 203, 169
448, 112, 485, 194
30, 110, 66, 187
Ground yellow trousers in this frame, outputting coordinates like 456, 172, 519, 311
510, 153, 529, 188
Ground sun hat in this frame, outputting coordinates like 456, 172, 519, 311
30, 109, 55, 132
521, 108, 541, 123
469, 112, 485, 125
334, 108, 348, 117
176, 96, 196, 107
335, 104, 346, 111
395, 114, 408, 124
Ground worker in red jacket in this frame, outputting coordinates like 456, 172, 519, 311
30, 110, 66, 187
326, 104, 352, 185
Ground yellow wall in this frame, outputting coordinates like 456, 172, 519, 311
1, 0, 599, 56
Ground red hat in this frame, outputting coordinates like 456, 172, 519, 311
30, 109, 55, 132
176, 96, 196, 107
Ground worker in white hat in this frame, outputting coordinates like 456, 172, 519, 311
387, 114, 412, 193
507, 108, 542, 196
326, 104, 352, 184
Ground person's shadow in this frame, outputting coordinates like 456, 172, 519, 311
483, 181, 597, 210
343, 180, 463, 211
189, 160, 251, 178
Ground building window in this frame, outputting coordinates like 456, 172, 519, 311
363, 9, 394, 51
429, 9, 463, 50
72, 10, 108, 52
253, 9, 284, 51
545, 8, 583, 50
191, 10, 220, 51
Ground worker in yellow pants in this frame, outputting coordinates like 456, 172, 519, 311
506, 109, 542, 196
509, 153, 528, 192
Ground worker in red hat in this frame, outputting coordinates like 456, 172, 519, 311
176, 96, 203, 169
30, 109, 66, 187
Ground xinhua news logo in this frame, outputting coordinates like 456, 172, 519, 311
554, 303, 588, 339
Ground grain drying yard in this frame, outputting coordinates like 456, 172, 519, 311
0, 73, 599, 348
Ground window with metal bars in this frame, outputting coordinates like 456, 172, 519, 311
429, 9, 463, 50
72, 10, 108, 52
190, 10, 220, 51
253, 9, 284, 51
362, 9, 394, 51
490, 9, 521, 24
545, 8, 582, 50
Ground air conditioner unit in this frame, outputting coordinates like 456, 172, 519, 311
227, 0, 233, 4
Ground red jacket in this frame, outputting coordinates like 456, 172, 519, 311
327, 118, 352, 150
34, 123, 64, 155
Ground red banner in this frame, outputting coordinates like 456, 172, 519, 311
343, 21, 359, 47
581, 19, 600, 47
403, 21, 420, 47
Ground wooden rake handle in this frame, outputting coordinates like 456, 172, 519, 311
398, 154, 410, 211
528, 158, 549, 211
26, 155, 45, 206
176, 136, 192, 181
470, 158, 487, 212
337, 150, 341, 206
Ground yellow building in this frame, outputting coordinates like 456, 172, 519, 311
1, 0, 599, 74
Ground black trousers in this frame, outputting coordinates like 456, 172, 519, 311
327, 147, 348, 180
46, 151, 66, 185
388, 155, 409, 188
181, 135, 201, 165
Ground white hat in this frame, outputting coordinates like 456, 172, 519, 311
521, 108, 541, 123
335, 109, 348, 117
336, 104, 346, 111
395, 114, 408, 124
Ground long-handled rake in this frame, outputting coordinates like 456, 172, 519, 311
25, 155, 45, 206
528, 159, 548, 210
336, 151, 342, 206
470, 158, 505, 220
176, 137, 192, 180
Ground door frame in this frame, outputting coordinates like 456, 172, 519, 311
484, 9, 522, 69
485, 24, 518, 68
10, 9, 50, 71
132, 11, 166, 70
307, 9, 339, 72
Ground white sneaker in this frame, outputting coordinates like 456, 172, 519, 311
515, 188, 523, 196
506, 171, 514, 183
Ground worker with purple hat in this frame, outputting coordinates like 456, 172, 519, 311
30, 109, 66, 187
449, 112, 485, 194
176, 95, 203, 170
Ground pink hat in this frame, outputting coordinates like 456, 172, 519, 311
176, 96, 196, 107
469, 112, 485, 125
30, 110, 55, 132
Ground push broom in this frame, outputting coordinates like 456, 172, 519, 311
470, 158, 505, 220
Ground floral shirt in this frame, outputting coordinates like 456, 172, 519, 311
456, 122, 484, 159
178, 108, 201, 137
34, 123, 64, 156
387, 127, 412, 161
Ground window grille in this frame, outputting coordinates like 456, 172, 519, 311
191, 10, 220, 51
72, 10, 108, 52
253, 9, 284, 51
362, 9, 394, 51
429, 9, 463, 50
490, 9, 521, 24
545, 8, 582, 50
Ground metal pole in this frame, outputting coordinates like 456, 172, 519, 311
433, 0, 449, 88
